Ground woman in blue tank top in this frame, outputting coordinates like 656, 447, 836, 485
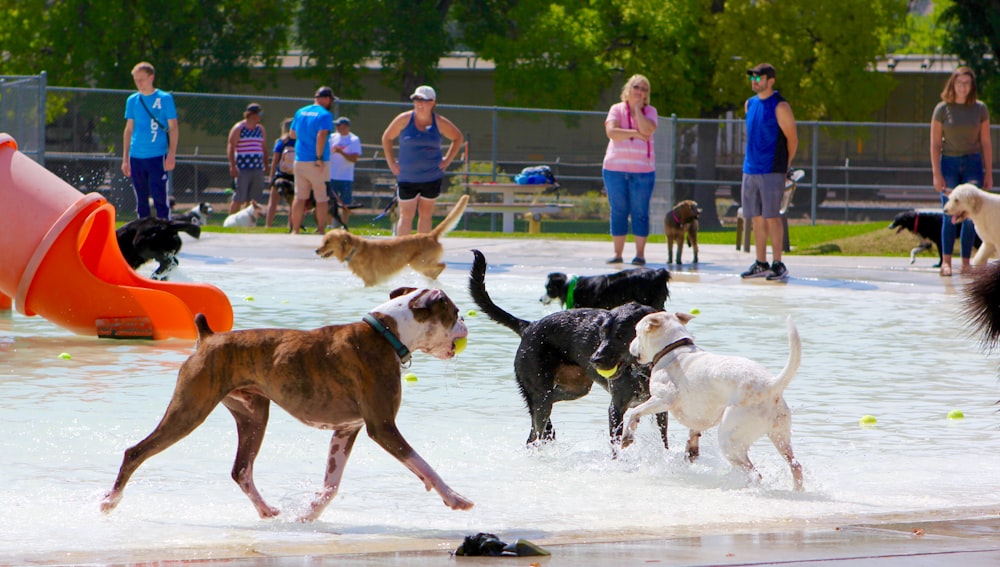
381, 85, 465, 235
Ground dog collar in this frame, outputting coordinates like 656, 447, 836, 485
671, 210, 682, 225
363, 313, 411, 366
344, 246, 358, 263
651, 337, 695, 367
565, 276, 579, 309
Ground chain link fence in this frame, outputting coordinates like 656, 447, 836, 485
3, 77, 997, 231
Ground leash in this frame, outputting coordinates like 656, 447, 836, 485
363, 313, 412, 366
565, 275, 579, 309
650, 337, 695, 367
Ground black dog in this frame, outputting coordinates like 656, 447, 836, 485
116, 217, 201, 280
889, 210, 981, 267
540, 268, 670, 309
962, 261, 1000, 351
470, 249, 669, 448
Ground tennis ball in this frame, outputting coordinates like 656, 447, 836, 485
690, 308, 701, 315
859, 414, 877, 426
245, 296, 255, 301
453, 336, 467, 355
404, 373, 418, 382
58, 352, 72, 360
947, 409, 965, 420
224, 188, 233, 194
467, 310, 478, 317
595, 365, 619, 378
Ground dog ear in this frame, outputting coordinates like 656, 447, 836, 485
675, 312, 694, 325
390, 287, 417, 299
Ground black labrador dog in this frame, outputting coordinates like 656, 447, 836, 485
116, 217, 201, 280
540, 268, 670, 309
470, 249, 670, 449
889, 210, 981, 267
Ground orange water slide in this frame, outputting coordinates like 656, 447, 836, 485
0, 133, 232, 339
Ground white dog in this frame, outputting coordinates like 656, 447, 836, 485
943, 183, 1000, 265
222, 201, 265, 228
623, 312, 804, 491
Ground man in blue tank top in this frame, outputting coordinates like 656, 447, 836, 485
740, 63, 798, 281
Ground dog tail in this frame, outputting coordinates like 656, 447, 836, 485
961, 262, 1000, 351
194, 313, 214, 343
774, 315, 801, 393
431, 194, 470, 239
469, 249, 531, 336
170, 219, 201, 240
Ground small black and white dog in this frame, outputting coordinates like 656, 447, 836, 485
173, 202, 213, 226
541, 268, 670, 310
116, 217, 201, 281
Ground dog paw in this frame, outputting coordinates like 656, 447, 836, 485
443, 492, 475, 511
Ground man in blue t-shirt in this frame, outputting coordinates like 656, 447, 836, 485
122, 61, 179, 219
289, 86, 335, 234
740, 63, 798, 281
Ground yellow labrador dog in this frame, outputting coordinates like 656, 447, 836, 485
316, 194, 469, 286
623, 312, 804, 491
943, 183, 1000, 265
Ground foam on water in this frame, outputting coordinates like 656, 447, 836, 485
1, 258, 999, 563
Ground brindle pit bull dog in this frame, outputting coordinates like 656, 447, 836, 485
100, 287, 472, 521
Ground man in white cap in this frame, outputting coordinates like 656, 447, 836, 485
327, 116, 362, 227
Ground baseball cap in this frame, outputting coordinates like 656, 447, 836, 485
334, 116, 351, 126
245, 103, 262, 114
409, 85, 436, 101
314, 86, 335, 99
747, 63, 776, 79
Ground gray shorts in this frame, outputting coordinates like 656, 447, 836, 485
741, 173, 785, 219
234, 169, 266, 202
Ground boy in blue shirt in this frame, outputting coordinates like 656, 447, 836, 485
122, 62, 179, 219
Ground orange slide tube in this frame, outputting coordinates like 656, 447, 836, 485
0, 133, 233, 339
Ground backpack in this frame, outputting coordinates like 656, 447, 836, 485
514, 165, 556, 185
278, 139, 296, 175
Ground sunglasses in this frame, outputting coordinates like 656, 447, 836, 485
412, 97, 431, 102
749, 74, 766, 82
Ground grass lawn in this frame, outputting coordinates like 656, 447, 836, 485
192, 211, 931, 260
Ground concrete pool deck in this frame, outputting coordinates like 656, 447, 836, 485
130, 232, 1000, 566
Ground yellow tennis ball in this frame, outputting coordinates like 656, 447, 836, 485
58, 352, 72, 360
595, 365, 619, 378
244, 296, 255, 301
404, 373, 418, 382
690, 308, 701, 315
859, 414, 877, 426
466, 310, 478, 317
454, 336, 467, 355
947, 409, 965, 420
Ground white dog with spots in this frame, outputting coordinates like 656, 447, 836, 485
943, 183, 1000, 265
622, 312, 804, 491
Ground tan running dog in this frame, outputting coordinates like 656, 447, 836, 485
623, 312, 804, 491
100, 287, 473, 521
316, 194, 469, 286
943, 183, 1000, 265
664, 199, 701, 265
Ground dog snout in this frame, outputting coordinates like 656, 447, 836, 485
629, 337, 643, 361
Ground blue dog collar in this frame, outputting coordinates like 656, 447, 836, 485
363, 313, 411, 366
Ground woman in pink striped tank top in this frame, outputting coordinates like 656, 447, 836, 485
602, 74, 658, 265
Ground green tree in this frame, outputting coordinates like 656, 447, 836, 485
940, 0, 1000, 109
0, 0, 293, 92
888, 0, 953, 54
296, 0, 455, 100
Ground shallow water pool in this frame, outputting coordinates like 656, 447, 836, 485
1, 243, 998, 564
